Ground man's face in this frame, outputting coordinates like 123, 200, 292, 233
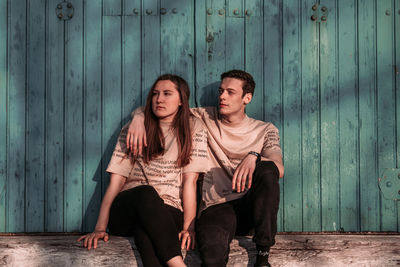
218, 77, 252, 117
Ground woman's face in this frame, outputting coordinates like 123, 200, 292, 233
151, 80, 182, 122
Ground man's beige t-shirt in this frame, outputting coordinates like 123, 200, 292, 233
191, 107, 282, 213
106, 116, 208, 211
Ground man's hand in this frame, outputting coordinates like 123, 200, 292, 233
232, 154, 258, 192
77, 230, 109, 250
179, 229, 196, 250
126, 116, 147, 157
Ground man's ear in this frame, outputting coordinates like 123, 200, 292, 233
243, 93, 252, 105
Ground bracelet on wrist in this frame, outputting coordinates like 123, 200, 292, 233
248, 151, 261, 163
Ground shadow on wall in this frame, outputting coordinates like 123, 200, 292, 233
198, 81, 220, 107
81, 112, 136, 232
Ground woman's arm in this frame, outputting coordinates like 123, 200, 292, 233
77, 173, 126, 250
179, 172, 199, 250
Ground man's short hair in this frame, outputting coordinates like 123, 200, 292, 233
220, 69, 255, 96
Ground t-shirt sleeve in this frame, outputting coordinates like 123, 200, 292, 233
130, 106, 145, 119
106, 123, 134, 178
261, 124, 282, 157
183, 117, 209, 174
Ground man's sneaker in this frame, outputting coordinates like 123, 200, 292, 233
254, 250, 271, 267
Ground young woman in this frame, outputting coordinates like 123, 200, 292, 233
78, 74, 208, 267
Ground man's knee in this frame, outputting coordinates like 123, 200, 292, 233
253, 161, 279, 186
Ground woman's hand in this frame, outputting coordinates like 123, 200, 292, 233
179, 229, 195, 250
77, 230, 109, 250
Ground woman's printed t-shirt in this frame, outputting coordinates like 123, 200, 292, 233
190, 107, 282, 213
106, 116, 208, 211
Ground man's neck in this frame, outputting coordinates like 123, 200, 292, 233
220, 112, 247, 127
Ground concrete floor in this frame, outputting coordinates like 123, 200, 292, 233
0, 234, 399, 266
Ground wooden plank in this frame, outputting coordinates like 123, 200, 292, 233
282, 0, 302, 231
102, 2, 122, 196
194, 0, 210, 107
122, 0, 141, 123
319, 0, 340, 232
0, 235, 142, 266
103, 0, 122, 16
64, 0, 84, 232
142, 0, 160, 102
46, 0, 65, 232
0, 0, 8, 233
301, 0, 321, 232
160, 0, 194, 105
83, 0, 103, 232
358, 0, 379, 231
8, 0, 27, 232
26, 0, 46, 232
0, 235, 399, 266
376, 0, 397, 231
225, 0, 244, 71
337, 0, 359, 231
195, 0, 226, 107
396, 0, 400, 232
244, 0, 263, 120
263, 0, 283, 231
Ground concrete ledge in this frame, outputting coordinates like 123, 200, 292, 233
0, 234, 399, 266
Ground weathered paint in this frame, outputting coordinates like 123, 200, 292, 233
0, 0, 399, 233
320, 0, 340, 232
0, 0, 8, 233
26, 0, 46, 232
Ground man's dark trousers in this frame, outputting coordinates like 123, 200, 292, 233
196, 161, 280, 267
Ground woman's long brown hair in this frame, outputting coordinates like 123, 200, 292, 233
142, 74, 192, 167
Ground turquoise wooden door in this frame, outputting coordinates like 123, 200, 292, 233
0, 0, 399, 233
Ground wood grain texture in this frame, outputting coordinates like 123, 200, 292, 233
26, 0, 46, 232
46, 0, 65, 232
0, 235, 398, 266
282, 0, 302, 231
83, 0, 102, 233
301, 0, 321, 232
142, 0, 160, 103
0, 0, 8, 233
395, 0, 400, 233
320, 0, 340, 232
358, 0, 379, 231
244, 0, 263, 120
377, 0, 397, 231
8, 0, 27, 233
122, 0, 141, 123
337, 0, 359, 231
65, 0, 84, 232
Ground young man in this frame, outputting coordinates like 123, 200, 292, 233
127, 70, 284, 267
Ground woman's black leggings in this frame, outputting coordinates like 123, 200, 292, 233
108, 185, 183, 267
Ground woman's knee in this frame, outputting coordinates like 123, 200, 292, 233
124, 185, 163, 204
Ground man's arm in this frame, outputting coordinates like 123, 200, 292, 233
262, 152, 284, 178
232, 123, 284, 192
126, 107, 146, 156
126, 106, 211, 155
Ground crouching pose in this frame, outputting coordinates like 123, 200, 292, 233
78, 74, 208, 267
